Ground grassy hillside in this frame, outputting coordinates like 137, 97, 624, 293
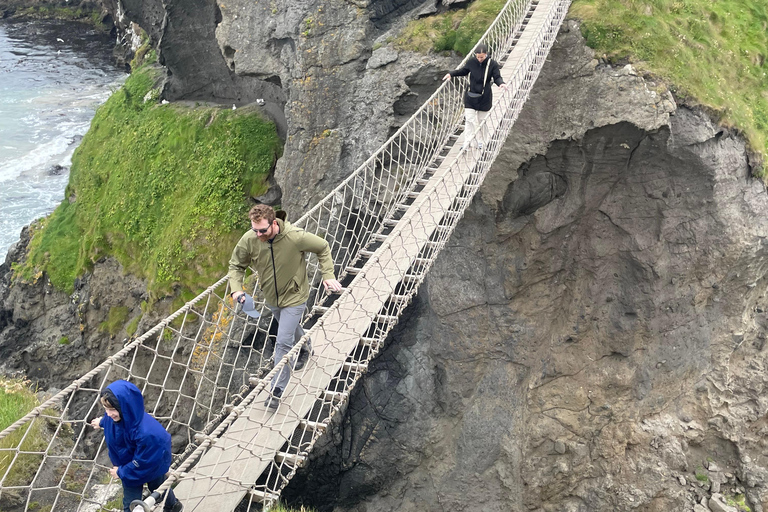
14, 63, 282, 299
571, 0, 768, 172
0, 379, 37, 431
396, 0, 506, 55
400, 0, 767, 171
0, 378, 45, 487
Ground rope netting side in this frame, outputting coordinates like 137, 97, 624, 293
0, 277, 239, 511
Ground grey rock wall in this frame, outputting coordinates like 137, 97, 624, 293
0, 228, 165, 387
285, 21, 768, 512
101, 0, 458, 215
215, 0, 456, 216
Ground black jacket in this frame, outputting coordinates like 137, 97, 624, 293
449, 57, 504, 112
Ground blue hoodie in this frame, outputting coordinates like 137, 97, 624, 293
101, 380, 172, 487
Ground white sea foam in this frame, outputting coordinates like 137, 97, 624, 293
0, 21, 125, 262
0, 137, 72, 181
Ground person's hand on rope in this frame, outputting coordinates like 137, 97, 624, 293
442, 73, 452, 81
89, 417, 102, 429
498, 83, 509, 91
109, 466, 119, 479
323, 279, 343, 293
231, 291, 246, 304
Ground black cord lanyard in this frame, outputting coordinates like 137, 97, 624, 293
269, 240, 280, 307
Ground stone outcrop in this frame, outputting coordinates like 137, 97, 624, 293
283, 20, 768, 512
99, 0, 458, 214
214, 0, 456, 216
0, 227, 166, 387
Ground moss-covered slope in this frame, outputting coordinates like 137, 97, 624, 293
571, 0, 767, 171
15, 64, 282, 299
396, 0, 507, 55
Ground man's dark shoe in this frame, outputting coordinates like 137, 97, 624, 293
264, 387, 282, 410
164, 501, 183, 512
294, 339, 314, 371
294, 349, 310, 371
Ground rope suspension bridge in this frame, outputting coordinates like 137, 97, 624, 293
0, 0, 570, 509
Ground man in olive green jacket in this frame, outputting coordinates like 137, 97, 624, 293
228, 204, 342, 409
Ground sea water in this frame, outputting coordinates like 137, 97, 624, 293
0, 20, 125, 262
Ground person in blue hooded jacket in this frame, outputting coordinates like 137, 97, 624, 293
90, 380, 183, 512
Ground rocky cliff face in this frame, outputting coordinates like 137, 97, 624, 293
284, 21, 768, 512
100, 0, 458, 213
0, 228, 172, 387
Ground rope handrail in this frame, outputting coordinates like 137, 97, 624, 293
0, 276, 228, 442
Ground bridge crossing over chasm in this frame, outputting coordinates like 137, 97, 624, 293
0, 0, 571, 509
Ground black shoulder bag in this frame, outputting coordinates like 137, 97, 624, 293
467, 60, 491, 99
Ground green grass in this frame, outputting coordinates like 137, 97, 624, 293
726, 493, 752, 512
396, 0, 506, 55
12, 5, 105, 26
0, 379, 50, 487
170, 289, 201, 329
99, 306, 130, 336
101, 495, 123, 511
125, 315, 141, 336
28, 503, 52, 512
16, 62, 282, 300
129, 28, 153, 71
271, 505, 317, 512
0, 379, 38, 431
570, 0, 768, 173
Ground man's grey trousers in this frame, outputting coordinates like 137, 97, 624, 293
267, 303, 309, 392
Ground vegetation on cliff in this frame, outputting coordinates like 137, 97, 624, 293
396, 0, 506, 55
0, 0, 105, 25
0, 379, 36, 431
401, 0, 767, 171
571, 0, 768, 172
0, 379, 47, 487
14, 62, 282, 299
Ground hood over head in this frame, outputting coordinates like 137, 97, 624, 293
105, 380, 146, 433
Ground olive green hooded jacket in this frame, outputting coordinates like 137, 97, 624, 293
227, 219, 336, 308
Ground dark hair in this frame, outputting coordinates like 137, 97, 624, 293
474, 43, 489, 55
100, 389, 121, 415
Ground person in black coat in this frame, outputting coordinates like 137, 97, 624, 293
442, 43, 507, 150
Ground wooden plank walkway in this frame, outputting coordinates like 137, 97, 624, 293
172, 0, 560, 508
